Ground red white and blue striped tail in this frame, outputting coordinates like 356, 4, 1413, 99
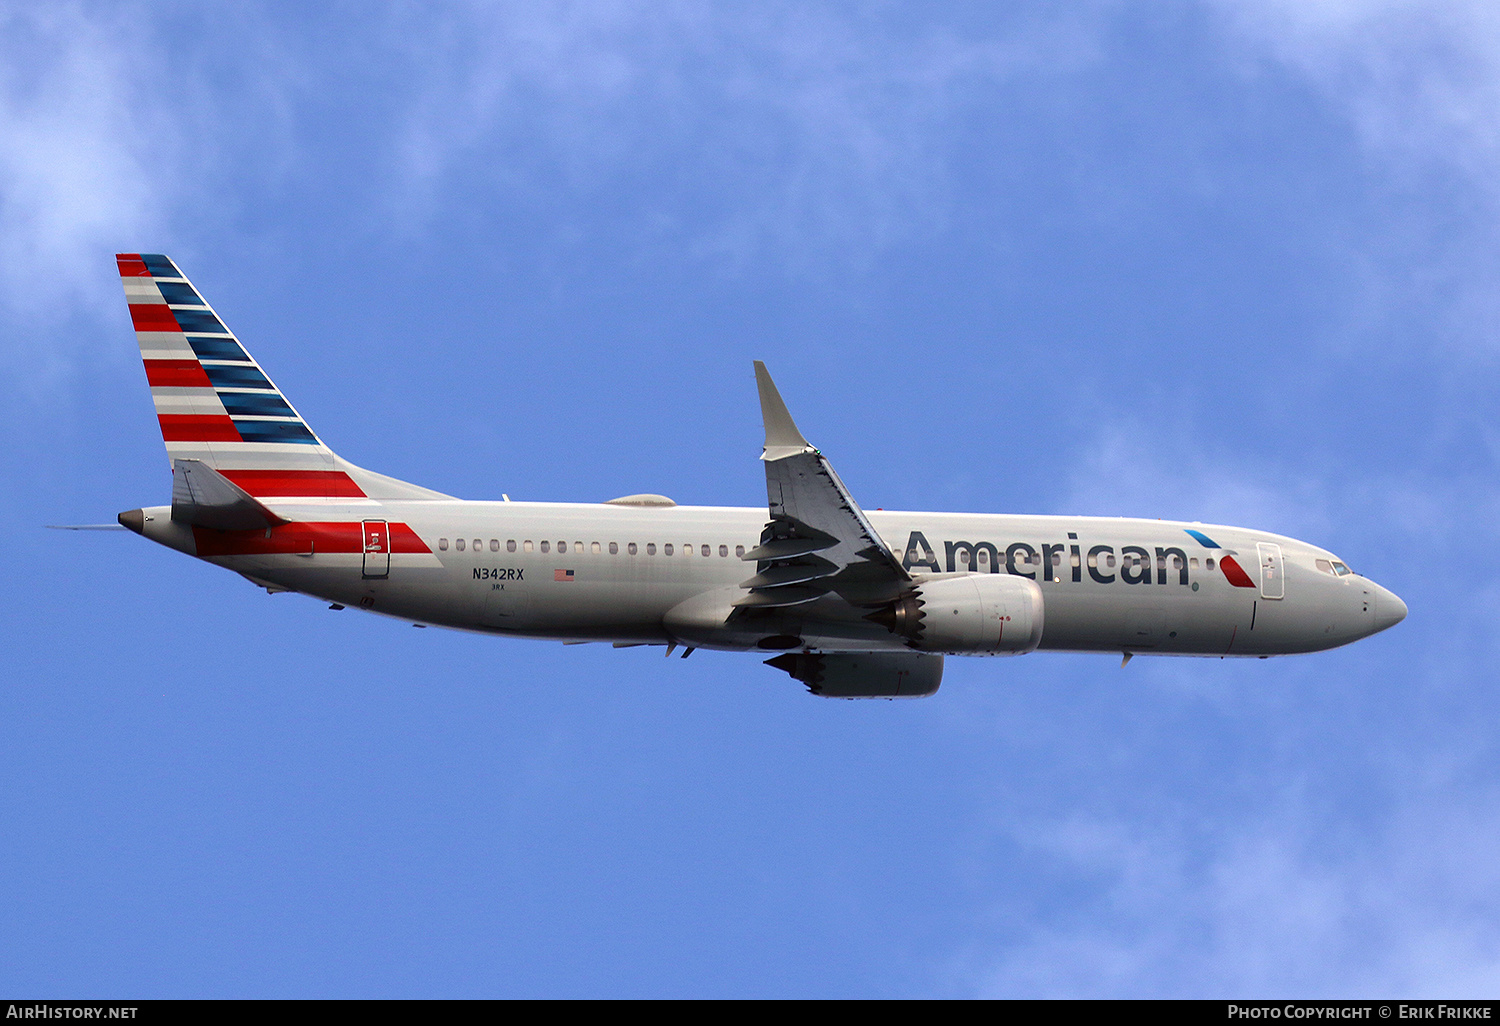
119, 253, 449, 504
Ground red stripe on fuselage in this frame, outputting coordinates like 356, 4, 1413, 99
144, 359, 212, 388
117, 255, 149, 277
193, 521, 430, 557
217, 470, 366, 498
1219, 554, 1256, 588
158, 414, 241, 442
129, 304, 181, 332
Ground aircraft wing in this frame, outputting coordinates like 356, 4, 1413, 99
736, 363, 910, 609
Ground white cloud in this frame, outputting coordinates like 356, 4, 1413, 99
1211, 1, 1500, 357
0, 5, 174, 322
1215, 1, 1500, 180
380, 3, 1108, 267
1058, 419, 1334, 539
1060, 414, 1500, 561
973, 793, 1500, 996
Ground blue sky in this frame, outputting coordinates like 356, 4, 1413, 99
3, 1, 1498, 998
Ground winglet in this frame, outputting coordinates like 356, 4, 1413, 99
754, 361, 815, 461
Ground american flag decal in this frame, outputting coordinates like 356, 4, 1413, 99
554, 569, 575, 582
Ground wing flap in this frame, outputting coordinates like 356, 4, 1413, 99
740, 554, 838, 590
732, 584, 830, 609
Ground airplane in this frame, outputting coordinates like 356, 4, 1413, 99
108, 253, 1407, 698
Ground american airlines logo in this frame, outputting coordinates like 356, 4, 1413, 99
898, 530, 1255, 588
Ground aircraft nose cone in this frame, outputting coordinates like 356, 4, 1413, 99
1373, 585, 1407, 634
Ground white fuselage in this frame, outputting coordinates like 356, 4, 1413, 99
133, 500, 1406, 658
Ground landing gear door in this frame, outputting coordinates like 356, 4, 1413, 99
1256, 542, 1284, 600
362, 520, 390, 579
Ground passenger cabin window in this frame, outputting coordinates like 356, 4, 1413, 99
609, 542, 618, 555
702, 545, 711, 557
472, 539, 481, 552
490, 539, 499, 552
592, 542, 601, 554
456, 538, 466, 551
736, 545, 745, 558
507, 540, 517, 553
1205, 557, 1215, 571
540, 541, 550, 554
1190, 557, 1199, 569
524, 540, 533, 553
628, 543, 638, 555
719, 545, 728, 557
647, 543, 657, 555
439, 538, 449, 551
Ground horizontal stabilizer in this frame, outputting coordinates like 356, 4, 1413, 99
171, 458, 287, 531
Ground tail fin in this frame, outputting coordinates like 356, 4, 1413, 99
119, 254, 449, 502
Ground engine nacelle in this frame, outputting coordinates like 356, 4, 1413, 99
869, 574, 1044, 655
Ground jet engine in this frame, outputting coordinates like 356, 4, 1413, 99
866, 574, 1044, 655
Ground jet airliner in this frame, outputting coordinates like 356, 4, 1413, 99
111, 254, 1406, 697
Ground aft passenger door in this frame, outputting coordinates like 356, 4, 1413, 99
1256, 542, 1284, 600
362, 520, 390, 579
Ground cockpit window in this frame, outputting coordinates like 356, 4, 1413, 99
1316, 559, 1334, 575
1331, 561, 1353, 576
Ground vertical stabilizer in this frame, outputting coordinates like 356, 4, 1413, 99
118, 254, 449, 503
